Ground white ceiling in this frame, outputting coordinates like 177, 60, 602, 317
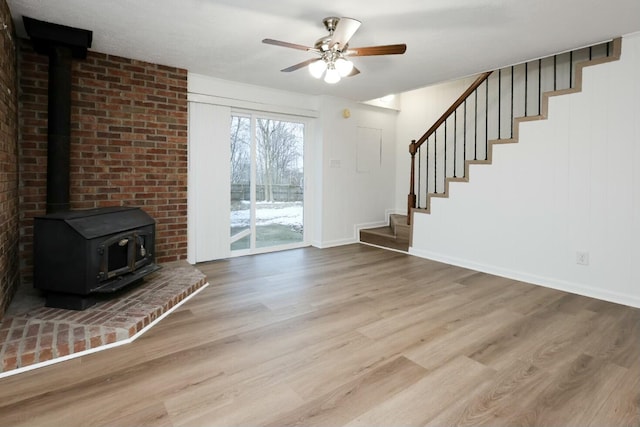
7, 0, 640, 101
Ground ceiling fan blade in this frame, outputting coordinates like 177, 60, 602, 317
346, 44, 407, 56
281, 58, 319, 72
347, 66, 360, 77
262, 38, 317, 52
329, 17, 361, 50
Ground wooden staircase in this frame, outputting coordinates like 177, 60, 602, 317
359, 214, 409, 252
408, 38, 622, 222
362, 38, 622, 253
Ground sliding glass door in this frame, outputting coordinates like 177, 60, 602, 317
230, 113, 305, 254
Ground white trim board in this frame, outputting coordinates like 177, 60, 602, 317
188, 93, 319, 118
314, 237, 358, 249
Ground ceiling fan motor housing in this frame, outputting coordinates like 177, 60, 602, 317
317, 17, 342, 52
314, 35, 333, 51
322, 17, 340, 34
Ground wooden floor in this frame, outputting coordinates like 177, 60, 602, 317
0, 244, 638, 426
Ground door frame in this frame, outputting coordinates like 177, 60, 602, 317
229, 109, 311, 257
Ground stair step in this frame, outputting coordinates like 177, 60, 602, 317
360, 224, 409, 252
360, 214, 411, 252
390, 214, 410, 241
360, 226, 395, 238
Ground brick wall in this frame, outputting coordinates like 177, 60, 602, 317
0, 0, 19, 317
19, 41, 188, 282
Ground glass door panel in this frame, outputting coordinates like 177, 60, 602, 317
255, 118, 304, 249
230, 115, 252, 251
230, 114, 305, 253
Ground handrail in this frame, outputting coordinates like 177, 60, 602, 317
413, 71, 492, 150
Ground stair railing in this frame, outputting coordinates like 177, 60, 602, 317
407, 71, 492, 218
407, 38, 620, 225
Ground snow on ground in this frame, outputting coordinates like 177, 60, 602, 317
231, 201, 303, 228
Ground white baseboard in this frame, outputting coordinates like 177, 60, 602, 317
314, 237, 358, 249
355, 220, 388, 234
409, 248, 640, 309
386, 208, 407, 218
360, 241, 411, 254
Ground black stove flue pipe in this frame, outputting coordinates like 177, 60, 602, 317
45, 45, 72, 213
23, 17, 92, 213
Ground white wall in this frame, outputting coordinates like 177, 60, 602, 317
187, 74, 398, 260
317, 97, 398, 247
406, 33, 640, 308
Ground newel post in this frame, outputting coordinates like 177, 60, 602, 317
407, 140, 417, 225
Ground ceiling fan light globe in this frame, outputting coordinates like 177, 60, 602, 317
324, 67, 341, 84
335, 58, 354, 77
308, 60, 327, 79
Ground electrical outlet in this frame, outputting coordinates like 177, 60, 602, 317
576, 251, 589, 266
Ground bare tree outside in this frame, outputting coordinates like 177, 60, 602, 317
256, 118, 303, 202
230, 116, 250, 184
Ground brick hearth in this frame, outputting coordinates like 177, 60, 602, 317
0, 263, 207, 376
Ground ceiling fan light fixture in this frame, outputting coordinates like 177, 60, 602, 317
335, 57, 354, 77
263, 16, 407, 84
309, 59, 327, 79
324, 65, 341, 84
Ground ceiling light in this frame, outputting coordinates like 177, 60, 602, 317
308, 59, 327, 79
324, 64, 341, 84
308, 55, 352, 84
335, 57, 354, 77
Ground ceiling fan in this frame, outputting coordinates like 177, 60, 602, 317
262, 17, 407, 84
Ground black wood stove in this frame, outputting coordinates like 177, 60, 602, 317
34, 206, 161, 310
25, 18, 161, 310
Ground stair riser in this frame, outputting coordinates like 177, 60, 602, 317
360, 232, 409, 252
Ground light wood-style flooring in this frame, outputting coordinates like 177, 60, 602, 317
0, 244, 638, 426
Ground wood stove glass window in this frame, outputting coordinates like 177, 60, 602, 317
101, 230, 153, 281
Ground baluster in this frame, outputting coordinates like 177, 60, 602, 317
426, 136, 429, 196
417, 145, 421, 208
453, 109, 457, 177
524, 62, 528, 116
434, 131, 438, 193
463, 99, 467, 170
569, 51, 573, 87
485, 79, 488, 158
553, 55, 557, 91
498, 69, 501, 139
474, 89, 478, 160
511, 66, 514, 138
538, 58, 542, 116
444, 117, 447, 188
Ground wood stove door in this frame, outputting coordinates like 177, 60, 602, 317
98, 229, 153, 282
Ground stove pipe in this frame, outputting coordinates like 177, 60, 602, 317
23, 17, 92, 214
